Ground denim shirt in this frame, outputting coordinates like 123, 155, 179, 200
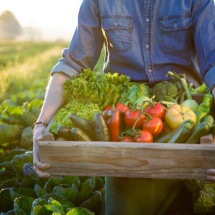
52, 0, 215, 90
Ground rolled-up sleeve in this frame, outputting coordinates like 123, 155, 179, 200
51, 0, 104, 78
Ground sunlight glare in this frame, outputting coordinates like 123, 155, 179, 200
0, 0, 83, 40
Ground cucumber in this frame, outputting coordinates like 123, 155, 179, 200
70, 127, 92, 141
168, 120, 195, 143
70, 113, 95, 140
185, 114, 214, 144
155, 128, 178, 143
94, 113, 110, 141
57, 125, 74, 140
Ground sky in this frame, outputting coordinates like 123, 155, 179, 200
0, 0, 83, 40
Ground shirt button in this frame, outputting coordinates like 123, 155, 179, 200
145, 18, 150, 22
148, 69, 152, 73
145, 44, 150, 49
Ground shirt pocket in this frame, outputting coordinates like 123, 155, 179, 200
159, 15, 192, 52
101, 16, 133, 52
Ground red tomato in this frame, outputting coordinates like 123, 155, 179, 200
116, 103, 128, 113
120, 136, 134, 142
135, 130, 153, 143
142, 117, 163, 136
144, 103, 165, 119
124, 109, 145, 128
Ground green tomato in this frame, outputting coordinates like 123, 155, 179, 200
181, 99, 199, 113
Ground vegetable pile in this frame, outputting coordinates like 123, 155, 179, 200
51, 70, 214, 146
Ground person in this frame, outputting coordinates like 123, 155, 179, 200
33, 0, 215, 214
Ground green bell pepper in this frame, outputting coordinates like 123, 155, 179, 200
195, 93, 214, 125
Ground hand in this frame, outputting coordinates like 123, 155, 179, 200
207, 169, 215, 181
33, 125, 51, 177
207, 87, 215, 181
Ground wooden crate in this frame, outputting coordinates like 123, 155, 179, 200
39, 140, 215, 180
39, 93, 215, 180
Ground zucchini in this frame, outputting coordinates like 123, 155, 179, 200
155, 128, 178, 143
70, 113, 95, 140
185, 114, 214, 144
57, 125, 74, 141
70, 127, 92, 141
168, 120, 195, 143
94, 113, 110, 141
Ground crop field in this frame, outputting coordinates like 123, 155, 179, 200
0, 41, 104, 215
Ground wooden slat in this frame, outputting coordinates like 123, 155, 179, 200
39, 141, 215, 180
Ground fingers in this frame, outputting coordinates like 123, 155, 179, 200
33, 159, 51, 178
34, 166, 51, 178
34, 159, 51, 169
207, 169, 215, 182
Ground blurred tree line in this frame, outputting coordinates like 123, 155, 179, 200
0, 10, 22, 40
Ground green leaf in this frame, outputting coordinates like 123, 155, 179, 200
66, 207, 95, 215
0, 188, 13, 212
11, 151, 33, 175
62, 176, 80, 188
31, 205, 52, 215
80, 191, 102, 213
78, 177, 96, 204
0, 148, 26, 162
44, 177, 64, 193
52, 184, 79, 204
10, 187, 36, 201
34, 184, 47, 197
32, 198, 48, 208
45, 198, 64, 214
14, 196, 34, 215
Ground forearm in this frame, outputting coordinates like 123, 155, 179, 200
37, 72, 71, 124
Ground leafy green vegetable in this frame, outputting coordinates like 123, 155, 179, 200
45, 198, 65, 214
31, 205, 51, 215
78, 177, 96, 204
34, 184, 48, 198
0, 100, 24, 125
20, 127, 33, 149
193, 183, 215, 213
43, 177, 64, 193
0, 123, 23, 144
119, 83, 151, 109
10, 187, 36, 201
14, 196, 35, 215
191, 82, 210, 94
31, 198, 48, 209
50, 102, 101, 134
0, 188, 13, 212
0, 148, 26, 163
21, 106, 37, 126
53, 184, 79, 203
63, 69, 130, 109
66, 207, 95, 215
61, 176, 80, 188
80, 191, 102, 214
11, 151, 33, 175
